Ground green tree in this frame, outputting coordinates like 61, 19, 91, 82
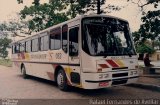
0, 38, 12, 59
131, 0, 160, 54
154, 40, 160, 50
132, 9, 160, 51
19, 1, 69, 33
17, 0, 160, 34
136, 43, 155, 54
0, 19, 28, 37
17, 0, 121, 33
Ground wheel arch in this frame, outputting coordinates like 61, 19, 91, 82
20, 63, 25, 73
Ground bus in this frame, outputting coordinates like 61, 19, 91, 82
12, 14, 139, 91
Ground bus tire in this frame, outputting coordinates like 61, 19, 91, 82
56, 69, 68, 91
21, 65, 28, 79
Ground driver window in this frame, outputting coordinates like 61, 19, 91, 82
69, 27, 79, 56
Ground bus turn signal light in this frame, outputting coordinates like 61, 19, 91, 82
98, 68, 102, 72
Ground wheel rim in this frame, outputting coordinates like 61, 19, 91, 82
57, 72, 64, 87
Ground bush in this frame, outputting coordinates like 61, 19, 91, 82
136, 44, 155, 54
0, 59, 12, 67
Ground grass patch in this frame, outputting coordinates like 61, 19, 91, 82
0, 59, 12, 67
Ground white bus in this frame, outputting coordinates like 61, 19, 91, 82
12, 14, 139, 91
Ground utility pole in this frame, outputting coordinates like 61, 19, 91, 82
97, 0, 101, 14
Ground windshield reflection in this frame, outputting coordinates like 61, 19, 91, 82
82, 17, 136, 56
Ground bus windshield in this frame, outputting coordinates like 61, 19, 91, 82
82, 17, 136, 56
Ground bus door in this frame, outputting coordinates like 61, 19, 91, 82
68, 26, 81, 85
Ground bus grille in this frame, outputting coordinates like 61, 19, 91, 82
112, 73, 128, 78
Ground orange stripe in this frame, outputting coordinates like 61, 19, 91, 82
114, 60, 125, 67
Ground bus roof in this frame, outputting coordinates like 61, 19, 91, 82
12, 14, 128, 44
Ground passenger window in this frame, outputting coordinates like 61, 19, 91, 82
31, 38, 39, 52
50, 27, 61, 50
20, 42, 25, 52
14, 44, 20, 53
40, 35, 49, 51
25, 40, 31, 53
44, 35, 49, 50
69, 27, 79, 56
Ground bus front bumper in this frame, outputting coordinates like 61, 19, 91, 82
81, 71, 139, 89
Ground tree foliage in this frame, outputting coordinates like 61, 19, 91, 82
133, 9, 160, 49
141, 10, 160, 40
20, 2, 69, 32
0, 38, 12, 59
136, 43, 155, 54
127, 0, 160, 11
16, 0, 160, 36
132, 0, 160, 54
0, 19, 28, 37
17, 0, 121, 33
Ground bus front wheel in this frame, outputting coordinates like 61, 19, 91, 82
56, 69, 68, 91
21, 65, 28, 79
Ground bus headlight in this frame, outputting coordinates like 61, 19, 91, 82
134, 71, 138, 75
130, 71, 134, 75
99, 74, 109, 79
130, 71, 138, 76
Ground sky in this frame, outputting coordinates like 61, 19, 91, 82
0, 0, 48, 22
0, 0, 159, 32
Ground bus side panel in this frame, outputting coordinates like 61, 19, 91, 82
24, 62, 56, 81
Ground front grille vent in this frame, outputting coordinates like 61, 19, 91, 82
112, 73, 128, 78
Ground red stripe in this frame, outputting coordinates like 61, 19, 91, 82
106, 60, 119, 67
98, 64, 109, 68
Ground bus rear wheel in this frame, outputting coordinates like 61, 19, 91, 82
56, 69, 68, 91
21, 65, 28, 79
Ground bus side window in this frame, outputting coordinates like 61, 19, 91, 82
15, 44, 20, 53
44, 35, 49, 50
32, 38, 39, 52
62, 25, 68, 53
20, 42, 25, 52
40, 35, 49, 51
69, 27, 79, 56
25, 40, 31, 53
50, 27, 61, 50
